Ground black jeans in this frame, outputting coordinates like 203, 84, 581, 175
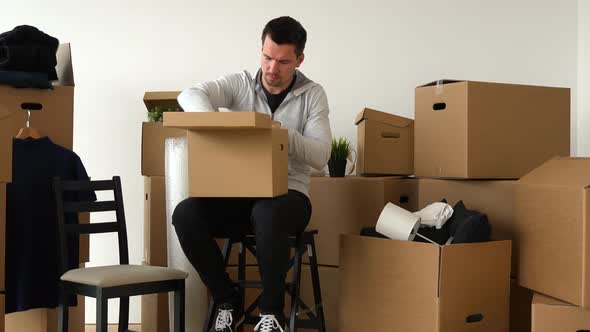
172, 190, 311, 316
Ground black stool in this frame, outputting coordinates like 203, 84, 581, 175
204, 230, 326, 332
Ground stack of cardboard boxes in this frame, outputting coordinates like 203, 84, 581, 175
141, 79, 575, 331
141, 92, 185, 332
337, 80, 570, 332
0, 44, 86, 332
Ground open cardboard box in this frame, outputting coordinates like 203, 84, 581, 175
142, 92, 186, 176
339, 235, 511, 332
164, 112, 288, 197
417, 178, 519, 276
0, 43, 75, 183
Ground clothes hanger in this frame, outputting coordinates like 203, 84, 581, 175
15, 108, 42, 139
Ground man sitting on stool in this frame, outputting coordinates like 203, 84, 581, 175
172, 16, 332, 332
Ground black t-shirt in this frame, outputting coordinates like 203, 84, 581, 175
5, 137, 96, 313
262, 74, 296, 114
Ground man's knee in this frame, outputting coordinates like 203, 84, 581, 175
172, 197, 206, 232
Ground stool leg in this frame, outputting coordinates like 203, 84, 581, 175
204, 295, 215, 332
289, 245, 303, 332
174, 281, 186, 332
308, 238, 326, 332
237, 241, 246, 332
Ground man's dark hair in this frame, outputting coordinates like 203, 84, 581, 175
261, 16, 307, 57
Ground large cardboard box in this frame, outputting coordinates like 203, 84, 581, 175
164, 112, 288, 197
228, 265, 339, 332
417, 179, 519, 276
5, 295, 84, 332
355, 108, 414, 175
531, 293, 590, 331
510, 279, 533, 332
142, 91, 186, 176
515, 157, 590, 307
142, 293, 170, 332
0, 183, 5, 291
339, 235, 511, 332
144, 176, 168, 266
414, 80, 570, 179
0, 43, 75, 182
308, 176, 417, 266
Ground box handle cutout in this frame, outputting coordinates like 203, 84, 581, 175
381, 132, 401, 139
576, 330, 590, 332
280, 144, 284, 151
466, 313, 484, 323
21, 102, 43, 111
399, 196, 409, 204
433, 103, 446, 111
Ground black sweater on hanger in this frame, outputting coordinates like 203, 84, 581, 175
5, 137, 96, 313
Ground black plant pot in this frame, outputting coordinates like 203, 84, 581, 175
328, 158, 347, 177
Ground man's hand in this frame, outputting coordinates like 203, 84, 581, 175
271, 120, 282, 128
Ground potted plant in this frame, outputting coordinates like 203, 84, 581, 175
147, 106, 181, 122
328, 137, 352, 177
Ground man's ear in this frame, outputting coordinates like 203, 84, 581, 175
296, 53, 305, 68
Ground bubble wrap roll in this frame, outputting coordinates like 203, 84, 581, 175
165, 136, 208, 331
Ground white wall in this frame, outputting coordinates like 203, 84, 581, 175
2, 0, 579, 324
579, 0, 590, 156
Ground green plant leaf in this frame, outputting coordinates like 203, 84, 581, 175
147, 106, 181, 123
331, 136, 351, 161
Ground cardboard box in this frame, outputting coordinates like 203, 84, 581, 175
355, 108, 414, 175
510, 279, 533, 332
144, 176, 168, 266
142, 91, 185, 177
515, 157, 590, 307
531, 293, 590, 331
417, 179, 519, 276
0, 183, 5, 291
5, 295, 84, 332
308, 176, 417, 266
228, 265, 339, 332
0, 44, 75, 183
142, 293, 170, 332
414, 80, 570, 179
164, 112, 288, 197
339, 235, 511, 332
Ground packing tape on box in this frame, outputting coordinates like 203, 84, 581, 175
376, 202, 421, 241
165, 136, 208, 331
435, 79, 444, 95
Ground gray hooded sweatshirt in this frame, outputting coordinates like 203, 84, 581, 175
177, 70, 332, 197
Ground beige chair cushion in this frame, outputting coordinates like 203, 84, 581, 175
61, 264, 188, 287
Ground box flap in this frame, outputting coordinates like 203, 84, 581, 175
418, 79, 465, 88
354, 107, 413, 127
53, 43, 74, 87
143, 91, 182, 111
163, 111, 271, 130
519, 157, 590, 188
532, 293, 573, 306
